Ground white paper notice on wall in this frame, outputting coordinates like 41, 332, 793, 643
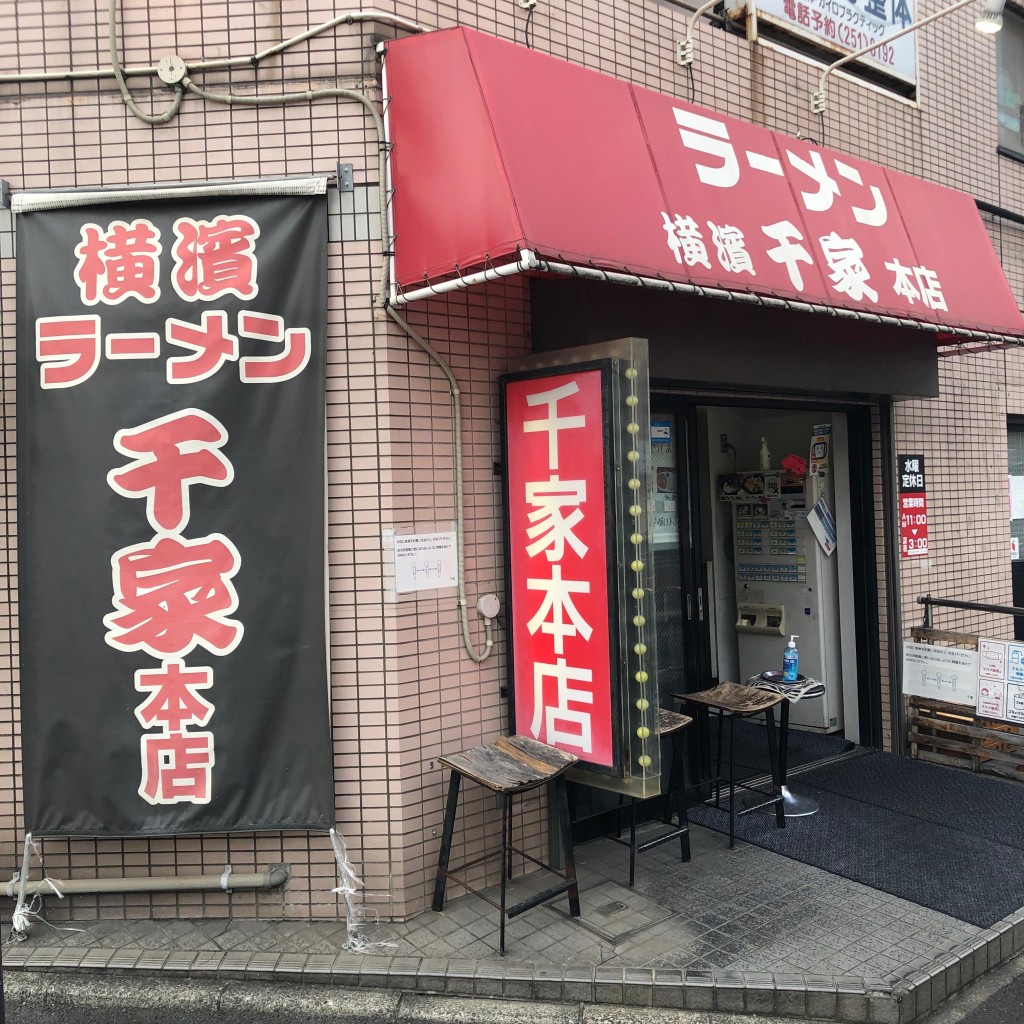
1010, 475, 1024, 520
902, 642, 979, 708
383, 529, 458, 596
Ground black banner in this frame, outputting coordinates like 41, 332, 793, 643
16, 187, 334, 835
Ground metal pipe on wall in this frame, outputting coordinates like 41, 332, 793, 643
5, 865, 290, 898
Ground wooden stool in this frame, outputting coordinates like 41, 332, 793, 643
675, 682, 786, 849
431, 735, 581, 955
611, 708, 693, 887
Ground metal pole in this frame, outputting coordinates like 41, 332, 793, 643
916, 594, 1024, 620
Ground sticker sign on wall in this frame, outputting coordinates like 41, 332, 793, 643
905, 634, 1024, 724
978, 639, 1010, 719
809, 423, 831, 478
392, 531, 458, 593
899, 454, 929, 558
968, 638, 1024, 723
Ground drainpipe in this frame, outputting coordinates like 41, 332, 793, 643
5, 864, 290, 898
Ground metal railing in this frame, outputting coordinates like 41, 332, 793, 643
917, 594, 1024, 629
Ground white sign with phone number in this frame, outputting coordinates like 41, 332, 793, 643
753, 0, 917, 87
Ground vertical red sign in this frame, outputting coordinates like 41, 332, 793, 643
899, 453, 929, 558
504, 369, 614, 768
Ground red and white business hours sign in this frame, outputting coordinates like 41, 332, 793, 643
899, 454, 929, 558
504, 370, 614, 769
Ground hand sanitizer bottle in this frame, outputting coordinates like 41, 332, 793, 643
759, 437, 771, 470
783, 635, 799, 681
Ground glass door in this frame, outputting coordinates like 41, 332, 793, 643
650, 405, 711, 708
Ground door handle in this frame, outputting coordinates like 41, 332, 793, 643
686, 593, 693, 621
697, 586, 704, 622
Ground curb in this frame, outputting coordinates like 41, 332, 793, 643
0, 972, 843, 1024
5, 904, 1024, 1023
0, 947, 896, 1022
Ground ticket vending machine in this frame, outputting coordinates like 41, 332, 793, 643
728, 472, 844, 733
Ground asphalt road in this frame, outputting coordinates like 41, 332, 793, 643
923, 952, 1024, 1023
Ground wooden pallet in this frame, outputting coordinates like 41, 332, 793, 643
906, 627, 1024, 780
908, 696, 1024, 779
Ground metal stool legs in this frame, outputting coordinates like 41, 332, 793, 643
553, 777, 581, 918
432, 769, 461, 911
700, 703, 785, 849
617, 724, 692, 888
432, 765, 579, 956
668, 729, 692, 865
499, 777, 579, 953
764, 706, 786, 830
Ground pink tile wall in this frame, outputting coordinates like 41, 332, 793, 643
896, 350, 1014, 642
0, 0, 1022, 922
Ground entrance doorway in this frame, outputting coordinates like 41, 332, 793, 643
649, 395, 883, 790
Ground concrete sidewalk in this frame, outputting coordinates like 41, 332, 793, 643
5, 820, 1021, 1024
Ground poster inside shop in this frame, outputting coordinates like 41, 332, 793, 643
651, 418, 678, 548
16, 182, 334, 835
809, 424, 830, 477
716, 470, 804, 501
1010, 475, 1024, 521
807, 495, 837, 556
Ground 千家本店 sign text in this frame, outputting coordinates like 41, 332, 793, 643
503, 369, 616, 770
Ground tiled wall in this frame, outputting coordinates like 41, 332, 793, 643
1, 0, 1022, 923
895, 351, 1015, 643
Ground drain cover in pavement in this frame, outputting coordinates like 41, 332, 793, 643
556, 881, 672, 943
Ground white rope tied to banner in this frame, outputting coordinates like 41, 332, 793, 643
11, 832, 37, 938
329, 828, 395, 954
5, 833, 83, 944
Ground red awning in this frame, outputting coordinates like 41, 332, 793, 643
382, 27, 1024, 343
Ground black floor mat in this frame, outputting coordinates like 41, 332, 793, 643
689, 749, 1024, 927
716, 715, 853, 782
